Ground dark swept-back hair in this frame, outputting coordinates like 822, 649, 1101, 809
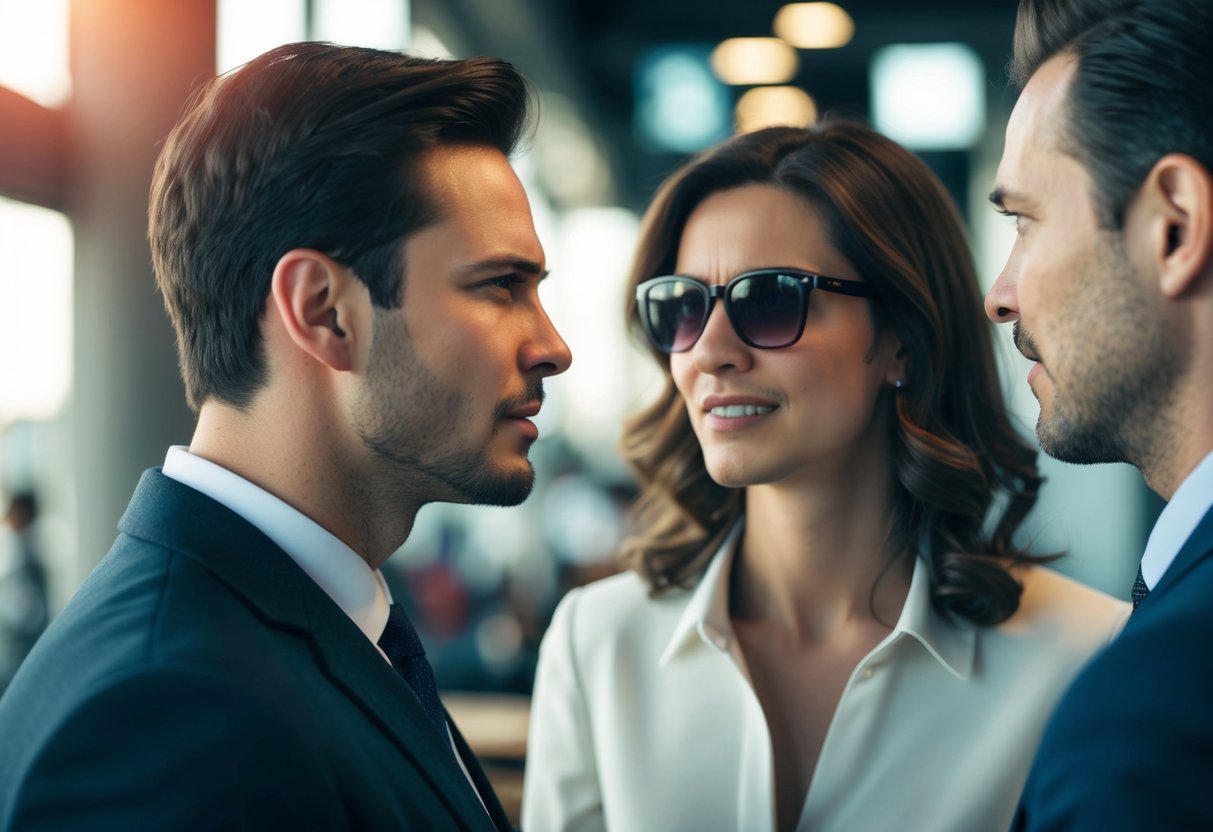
149, 42, 533, 411
1011, 0, 1213, 229
621, 121, 1049, 627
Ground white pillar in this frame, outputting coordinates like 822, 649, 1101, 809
69, 0, 215, 580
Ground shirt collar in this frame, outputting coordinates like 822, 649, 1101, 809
1140, 449, 1213, 590
161, 446, 391, 646
895, 555, 975, 680
658, 520, 975, 680
659, 522, 743, 667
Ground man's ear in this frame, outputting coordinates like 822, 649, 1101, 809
269, 249, 368, 372
1140, 154, 1213, 299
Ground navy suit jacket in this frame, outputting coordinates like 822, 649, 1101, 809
1012, 503, 1213, 830
0, 470, 512, 831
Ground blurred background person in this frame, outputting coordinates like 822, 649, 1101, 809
0, 490, 49, 692
522, 121, 1129, 832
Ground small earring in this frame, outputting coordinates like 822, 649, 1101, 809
894, 379, 904, 390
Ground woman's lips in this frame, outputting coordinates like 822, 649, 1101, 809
701, 397, 779, 431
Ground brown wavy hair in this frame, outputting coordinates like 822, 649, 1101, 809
620, 121, 1050, 626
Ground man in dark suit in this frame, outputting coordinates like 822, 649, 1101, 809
0, 42, 570, 829
985, 0, 1213, 827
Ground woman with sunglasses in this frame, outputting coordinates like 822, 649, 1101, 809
521, 121, 1129, 832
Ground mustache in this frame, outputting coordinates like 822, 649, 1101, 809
1013, 322, 1042, 363
493, 381, 546, 419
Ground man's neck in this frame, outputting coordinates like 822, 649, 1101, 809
1138, 378, 1213, 501
189, 400, 419, 569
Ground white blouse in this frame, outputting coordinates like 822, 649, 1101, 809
522, 526, 1129, 832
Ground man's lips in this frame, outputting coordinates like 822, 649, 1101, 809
501, 400, 542, 440
503, 401, 541, 419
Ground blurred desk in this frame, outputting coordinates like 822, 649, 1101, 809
443, 692, 530, 827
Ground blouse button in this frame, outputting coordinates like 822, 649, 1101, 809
861, 667, 875, 680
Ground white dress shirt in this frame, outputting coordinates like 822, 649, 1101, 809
161, 446, 486, 804
1140, 450, 1213, 590
523, 524, 1130, 832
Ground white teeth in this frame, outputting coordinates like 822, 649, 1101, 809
709, 404, 773, 418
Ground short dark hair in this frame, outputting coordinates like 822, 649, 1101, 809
621, 122, 1048, 626
149, 42, 533, 410
1011, 0, 1213, 228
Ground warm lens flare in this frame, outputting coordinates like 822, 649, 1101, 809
735, 86, 818, 133
774, 3, 855, 50
710, 38, 799, 86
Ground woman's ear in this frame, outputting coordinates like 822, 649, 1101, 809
268, 249, 367, 373
886, 339, 910, 390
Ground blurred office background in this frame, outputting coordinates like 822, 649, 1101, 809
0, 0, 1157, 813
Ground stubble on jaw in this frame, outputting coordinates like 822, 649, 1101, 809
353, 312, 539, 511
1029, 231, 1184, 473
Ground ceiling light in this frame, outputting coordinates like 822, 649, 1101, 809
710, 37, 799, 86
735, 86, 818, 134
773, 3, 855, 49
871, 43, 985, 150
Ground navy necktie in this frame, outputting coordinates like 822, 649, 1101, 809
1131, 565, 1150, 609
377, 603, 447, 738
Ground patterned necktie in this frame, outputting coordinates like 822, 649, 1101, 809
377, 602, 448, 737
1131, 565, 1150, 609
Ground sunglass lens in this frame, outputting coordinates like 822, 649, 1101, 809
729, 273, 804, 347
644, 280, 706, 352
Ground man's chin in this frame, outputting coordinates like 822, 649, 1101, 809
1035, 412, 1127, 466
1035, 410, 1073, 461
477, 478, 534, 507
456, 461, 536, 507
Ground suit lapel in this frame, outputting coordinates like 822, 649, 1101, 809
119, 470, 499, 831
301, 590, 502, 831
1147, 502, 1213, 607
447, 715, 515, 832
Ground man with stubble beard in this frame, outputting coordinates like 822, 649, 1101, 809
986, 0, 1213, 828
0, 43, 569, 830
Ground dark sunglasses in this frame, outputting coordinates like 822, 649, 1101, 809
635, 268, 873, 353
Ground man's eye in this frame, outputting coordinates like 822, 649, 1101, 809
488, 274, 522, 290
996, 209, 1027, 234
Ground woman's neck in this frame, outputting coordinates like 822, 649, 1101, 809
730, 464, 913, 644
